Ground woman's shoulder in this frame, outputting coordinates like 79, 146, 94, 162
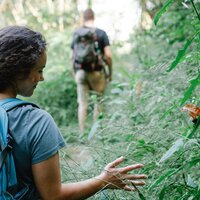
8, 103, 54, 124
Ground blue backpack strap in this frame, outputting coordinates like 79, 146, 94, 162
0, 98, 38, 196
0, 98, 39, 111
0, 98, 39, 165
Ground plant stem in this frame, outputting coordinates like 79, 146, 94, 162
190, 0, 200, 21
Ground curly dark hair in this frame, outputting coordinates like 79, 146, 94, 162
0, 25, 46, 92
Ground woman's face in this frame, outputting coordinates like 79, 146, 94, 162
16, 50, 47, 97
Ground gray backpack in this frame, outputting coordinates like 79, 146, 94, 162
72, 27, 103, 71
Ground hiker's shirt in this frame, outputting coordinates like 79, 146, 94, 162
8, 104, 66, 199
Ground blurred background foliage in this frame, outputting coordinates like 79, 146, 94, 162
0, 0, 200, 199
0, 0, 79, 125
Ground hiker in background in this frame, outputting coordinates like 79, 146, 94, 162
0, 25, 147, 199
71, 8, 112, 133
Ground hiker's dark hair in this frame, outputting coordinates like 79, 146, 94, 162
0, 25, 46, 92
83, 8, 95, 21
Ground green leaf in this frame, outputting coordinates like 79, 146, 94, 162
150, 156, 200, 190
160, 104, 177, 120
159, 186, 168, 200
186, 157, 200, 169
166, 36, 195, 72
138, 192, 146, 200
88, 121, 100, 140
181, 73, 200, 106
187, 116, 200, 138
154, 0, 174, 25
159, 139, 184, 163
186, 174, 198, 188
148, 168, 180, 189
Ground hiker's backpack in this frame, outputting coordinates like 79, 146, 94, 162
0, 98, 38, 199
72, 26, 103, 71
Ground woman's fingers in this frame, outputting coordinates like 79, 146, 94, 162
122, 180, 146, 192
105, 157, 144, 174
116, 164, 144, 174
105, 156, 124, 169
101, 157, 147, 192
119, 180, 146, 191
131, 180, 146, 186
122, 174, 148, 180
124, 185, 137, 191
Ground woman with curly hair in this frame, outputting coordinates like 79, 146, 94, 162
0, 25, 147, 200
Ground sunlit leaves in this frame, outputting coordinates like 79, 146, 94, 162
187, 116, 200, 138
149, 168, 180, 189
159, 139, 184, 163
181, 72, 200, 106
154, 0, 174, 25
149, 156, 200, 190
167, 33, 198, 72
88, 121, 100, 140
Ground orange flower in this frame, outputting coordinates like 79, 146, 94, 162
182, 104, 200, 124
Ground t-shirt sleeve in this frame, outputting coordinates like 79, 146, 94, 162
96, 29, 110, 53
71, 39, 74, 49
101, 31, 110, 48
27, 108, 66, 165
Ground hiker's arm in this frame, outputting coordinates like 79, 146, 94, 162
32, 154, 147, 200
104, 46, 112, 81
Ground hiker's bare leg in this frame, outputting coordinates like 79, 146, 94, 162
88, 71, 107, 122
93, 93, 103, 122
78, 92, 88, 132
75, 70, 89, 133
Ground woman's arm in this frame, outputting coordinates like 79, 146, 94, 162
32, 153, 147, 200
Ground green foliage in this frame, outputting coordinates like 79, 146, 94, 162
73, 0, 200, 199
154, 0, 174, 25
167, 33, 198, 73
187, 116, 200, 138
0, 0, 79, 30
127, 0, 200, 198
1, 1, 200, 199
181, 72, 200, 106
29, 70, 77, 126
0, 0, 79, 125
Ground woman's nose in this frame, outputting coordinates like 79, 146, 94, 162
40, 74, 44, 81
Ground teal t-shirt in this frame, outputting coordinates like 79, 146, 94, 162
7, 104, 65, 198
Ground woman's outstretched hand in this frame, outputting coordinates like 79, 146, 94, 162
97, 156, 147, 191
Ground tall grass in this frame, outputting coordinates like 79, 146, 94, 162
59, 1, 200, 199
1, 0, 199, 199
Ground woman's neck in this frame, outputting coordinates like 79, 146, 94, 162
0, 88, 17, 100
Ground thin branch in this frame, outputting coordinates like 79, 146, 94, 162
190, 0, 200, 21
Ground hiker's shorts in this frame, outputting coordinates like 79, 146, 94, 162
75, 69, 107, 105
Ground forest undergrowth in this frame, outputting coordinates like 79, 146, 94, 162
2, 0, 198, 199
58, 2, 200, 198
58, 39, 199, 200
